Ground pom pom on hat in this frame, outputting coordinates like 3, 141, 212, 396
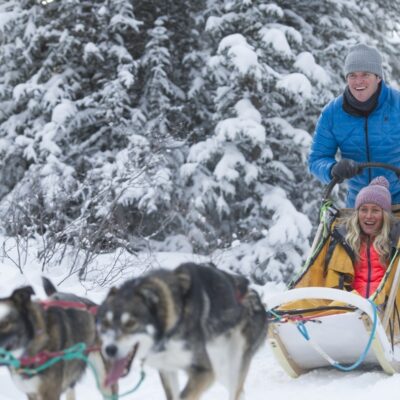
370, 176, 389, 189
355, 176, 391, 211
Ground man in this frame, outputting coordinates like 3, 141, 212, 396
308, 43, 400, 207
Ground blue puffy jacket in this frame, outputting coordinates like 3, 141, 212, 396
309, 81, 400, 207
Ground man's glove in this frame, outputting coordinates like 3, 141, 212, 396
331, 159, 361, 182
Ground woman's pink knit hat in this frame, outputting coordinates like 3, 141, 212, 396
355, 176, 391, 211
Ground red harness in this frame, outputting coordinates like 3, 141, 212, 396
18, 300, 100, 369
39, 299, 98, 315
19, 345, 100, 368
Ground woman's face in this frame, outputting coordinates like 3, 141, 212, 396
358, 203, 384, 236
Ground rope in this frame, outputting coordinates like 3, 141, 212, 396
267, 305, 356, 322
295, 299, 378, 372
0, 343, 145, 399
0, 343, 92, 375
84, 357, 146, 400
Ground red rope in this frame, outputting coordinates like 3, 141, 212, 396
276, 313, 331, 323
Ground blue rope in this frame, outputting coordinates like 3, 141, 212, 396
296, 321, 310, 340
333, 299, 378, 371
296, 299, 378, 372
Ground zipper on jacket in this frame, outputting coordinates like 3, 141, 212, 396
364, 117, 372, 182
366, 237, 372, 298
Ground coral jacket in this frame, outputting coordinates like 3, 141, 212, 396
352, 241, 386, 298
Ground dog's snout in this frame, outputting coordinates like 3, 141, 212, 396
105, 344, 118, 357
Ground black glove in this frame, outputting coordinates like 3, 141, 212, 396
331, 159, 361, 182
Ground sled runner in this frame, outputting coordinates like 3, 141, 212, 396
266, 162, 400, 377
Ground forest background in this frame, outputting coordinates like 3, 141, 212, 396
1, 0, 400, 286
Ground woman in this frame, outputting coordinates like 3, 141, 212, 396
341, 176, 399, 297
292, 176, 400, 299
333, 176, 400, 298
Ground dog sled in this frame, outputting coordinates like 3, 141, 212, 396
266, 162, 400, 377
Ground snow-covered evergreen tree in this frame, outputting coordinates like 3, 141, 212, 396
181, 1, 314, 282
1, 0, 400, 282
0, 0, 182, 255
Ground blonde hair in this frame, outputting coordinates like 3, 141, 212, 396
339, 209, 393, 264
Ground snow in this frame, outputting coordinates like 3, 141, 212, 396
0, 240, 399, 399
0, 11, 18, 33
51, 100, 77, 125
217, 34, 262, 77
260, 27, 292, 56
214, 144, 244, 182
262, 186, 312, 244
84, 42, 104, 63
276, 73, 312, 99
109, 14, 143, 33
215, 99, 266, 144
294, 52, 331, 86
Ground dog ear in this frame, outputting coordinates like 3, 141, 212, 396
11, 286, 35, 306
105, 286, 118, 302
42, 276, 57, 296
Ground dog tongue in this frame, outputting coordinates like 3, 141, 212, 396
105, 357, 128, 387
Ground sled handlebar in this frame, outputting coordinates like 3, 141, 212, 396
323, 162, 400, 202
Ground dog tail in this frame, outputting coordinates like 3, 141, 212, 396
42, 276, 58, 296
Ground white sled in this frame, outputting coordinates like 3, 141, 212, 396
266, 287, 400, 377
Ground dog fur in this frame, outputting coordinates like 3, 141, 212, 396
97, 262, 268, 400
0, 285, 96, 400
41, 277, 117, 400
0, 278, 117, 400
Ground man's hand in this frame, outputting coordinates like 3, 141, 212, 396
331, 159, 362, 182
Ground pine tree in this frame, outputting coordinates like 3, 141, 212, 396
181, 0, 400, 283
1, 0, 400, 283
0, 0, 146, 250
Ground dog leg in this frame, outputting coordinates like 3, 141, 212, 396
180, 367, 214, 400
231, 362, 250, 400
159, 370, 180, 400
37, 390, 62, 400
65, 387, 75, 400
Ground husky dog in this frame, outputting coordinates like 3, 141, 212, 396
0, 285, 97, 400
41, 277, 117, 399
97, 262, 268, 400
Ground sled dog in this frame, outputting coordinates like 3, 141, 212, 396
0, 284, 97, 400
0, 279, 116, 400
41, 277, 117, 399
97, 262, 268, 400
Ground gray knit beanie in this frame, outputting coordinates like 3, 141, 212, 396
355, 176, 391, 211
344, 44, 383, 78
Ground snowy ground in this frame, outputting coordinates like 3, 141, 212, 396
2, 339, 400, 400
1, 238, 400, 399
